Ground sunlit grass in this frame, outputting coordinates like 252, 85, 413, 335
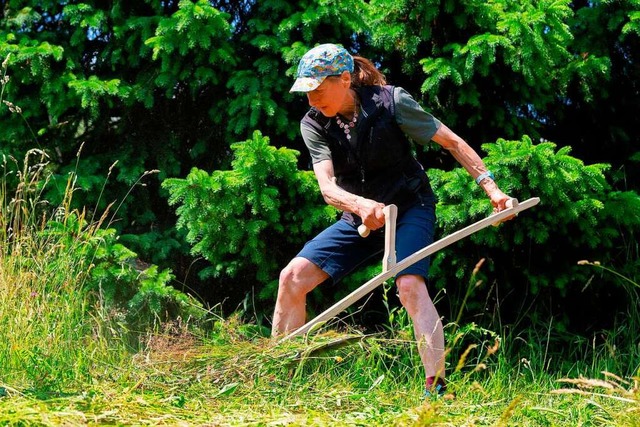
0, 315, 638, 426
0, 150, 133, 393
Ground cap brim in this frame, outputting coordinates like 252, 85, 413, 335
289, 76, 325, 93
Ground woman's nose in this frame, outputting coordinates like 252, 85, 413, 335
307, 92, 319, 107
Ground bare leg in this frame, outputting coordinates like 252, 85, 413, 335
272, 257, 329, 336
396, 274, 446, 380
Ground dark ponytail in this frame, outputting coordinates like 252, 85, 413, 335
351, 56, 386, 87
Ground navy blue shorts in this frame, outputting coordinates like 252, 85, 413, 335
297, 195, 436, 284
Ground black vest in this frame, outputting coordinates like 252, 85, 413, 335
301, 85, 433, 215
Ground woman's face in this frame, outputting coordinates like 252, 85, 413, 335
306, 72, 351, 117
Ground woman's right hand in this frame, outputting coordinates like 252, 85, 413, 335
355, 197, 386, 230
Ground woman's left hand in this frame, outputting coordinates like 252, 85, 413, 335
490, 191, 516, 222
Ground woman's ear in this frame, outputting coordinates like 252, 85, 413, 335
340, 70, 352, 87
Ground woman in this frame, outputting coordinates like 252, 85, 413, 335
273, 43, 512, 397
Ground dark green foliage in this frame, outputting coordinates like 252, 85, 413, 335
0, 1, 243, 274
0, 0, 638, 334
145, 0, 235, 96
367, 0, 607, 141
163, 131, 337, 301
428, 135, 640, 331
545, 0, 640, 186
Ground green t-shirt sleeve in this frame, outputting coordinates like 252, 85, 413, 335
393, 86, 441, 145
301, 122, 332, 164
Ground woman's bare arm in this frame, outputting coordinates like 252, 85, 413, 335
312, 159, 386, 230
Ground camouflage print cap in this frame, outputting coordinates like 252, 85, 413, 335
290, 43, 354, 93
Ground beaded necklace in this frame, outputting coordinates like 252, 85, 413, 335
335, 109, 358, 141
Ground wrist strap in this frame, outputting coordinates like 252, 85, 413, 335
475, 171, 495, 185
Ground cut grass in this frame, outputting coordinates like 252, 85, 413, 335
0, 320, 638, 426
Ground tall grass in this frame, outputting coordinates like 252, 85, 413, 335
0, 150, 132, 392
0, 55, 201, 396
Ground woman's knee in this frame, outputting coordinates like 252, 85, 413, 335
278, 257, 326, 297
396, 274, 430, 308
